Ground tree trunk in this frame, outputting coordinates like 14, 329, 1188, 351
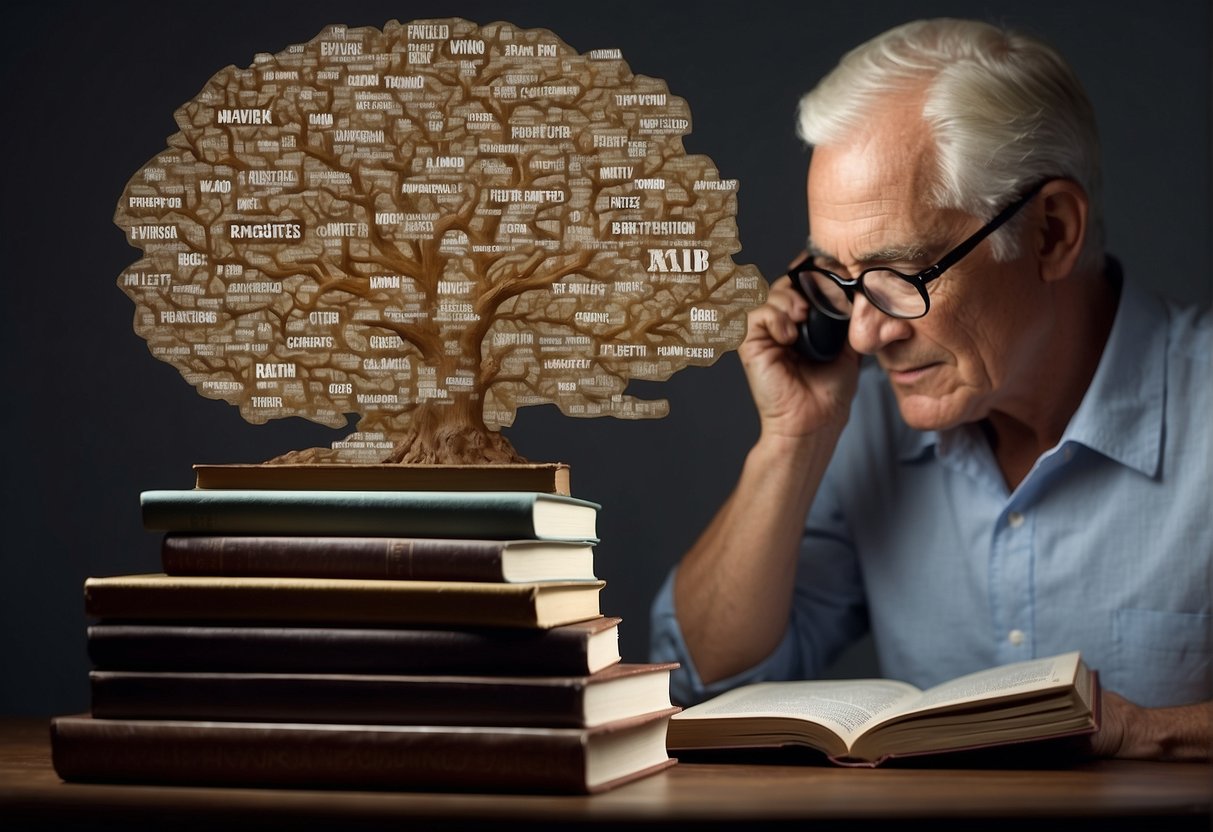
265, 394, 525, 465
378, 397, 525, 464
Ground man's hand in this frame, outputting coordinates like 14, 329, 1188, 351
739, 276, 860, 441
1089, 690, 1212, 760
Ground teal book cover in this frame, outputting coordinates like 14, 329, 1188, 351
141, 490, 601, 541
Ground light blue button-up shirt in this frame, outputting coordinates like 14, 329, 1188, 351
651, 274, 1211, 708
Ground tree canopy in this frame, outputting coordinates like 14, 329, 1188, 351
116, 19, 765, 462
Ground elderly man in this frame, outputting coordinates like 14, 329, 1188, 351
650, 18, 1210, 760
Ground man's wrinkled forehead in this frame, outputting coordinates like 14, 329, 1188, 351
804, 100, 949, 265
805, 166, 940, 266
805, 109, 937, 211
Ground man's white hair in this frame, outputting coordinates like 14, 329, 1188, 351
797, 18, 1103, 271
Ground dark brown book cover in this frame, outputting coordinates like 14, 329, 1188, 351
84, 574, 604, 629
87, 618, 622, 676
161, 534, 596, 582
51, 709, 679, 794
89, 663, 677, 728
194, 463, 572, 495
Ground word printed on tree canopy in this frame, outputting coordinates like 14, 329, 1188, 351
116, 19, 766, 463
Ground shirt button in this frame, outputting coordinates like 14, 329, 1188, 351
1008, 629, 1026, 646
1008, 512, 1025, 528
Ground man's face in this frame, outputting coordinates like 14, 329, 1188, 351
805, 106, 1053, 432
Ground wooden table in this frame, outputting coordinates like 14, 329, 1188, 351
2, 718, 1209, 830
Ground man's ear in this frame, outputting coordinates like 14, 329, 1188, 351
1034, 179, 1089, 282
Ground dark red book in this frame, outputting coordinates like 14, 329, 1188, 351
84, 574, 604, 629
161, 534, 596, 583
192, 463, 572, 495
89, 663, 676, 728
51, 709, 679, 794
87, 618, 622, 676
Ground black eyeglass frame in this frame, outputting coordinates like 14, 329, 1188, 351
787, 179, 1050, 320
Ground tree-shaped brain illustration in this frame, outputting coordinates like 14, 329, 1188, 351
116, 19, 766, 463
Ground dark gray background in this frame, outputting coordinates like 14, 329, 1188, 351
1, 0, 1208, 714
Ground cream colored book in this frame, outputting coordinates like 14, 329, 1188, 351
667, 652, 1097, 766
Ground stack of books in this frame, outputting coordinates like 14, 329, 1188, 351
52, 463, 679, 794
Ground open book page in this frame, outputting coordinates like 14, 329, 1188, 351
669, 652, 1094, 762
912, 652, 1080, 710
861, 652, 1084, 732
686, 679, 921, 744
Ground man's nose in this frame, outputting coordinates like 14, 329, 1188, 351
847, 293, 914, 355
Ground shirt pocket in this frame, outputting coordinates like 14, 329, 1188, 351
1112, 608, 1212, 707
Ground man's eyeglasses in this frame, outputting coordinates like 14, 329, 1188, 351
787, 180, 1048, 320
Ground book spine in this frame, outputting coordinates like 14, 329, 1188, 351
90, 672, 591, 728
83, 579, 561, 628
87, 624, 597, 675
162, 535, 508, 581
141, 490, 598, 541
193, 463, 571, 495
51, 717, 591, 793
142, 491, 547, 538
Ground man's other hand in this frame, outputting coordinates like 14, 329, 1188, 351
1090, 690, 1212, 760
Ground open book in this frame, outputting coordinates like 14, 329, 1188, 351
666, 652, 1098, 766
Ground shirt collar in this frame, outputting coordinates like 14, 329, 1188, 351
897, 258, 1166, 478
1060, 262, 1165, 478
897, 425, 937, 462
